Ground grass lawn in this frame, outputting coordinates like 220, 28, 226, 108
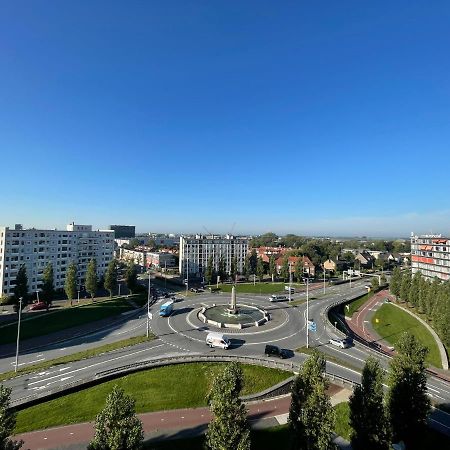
0, 334, 155, 382
372, 303, 442, 368
295, 347, 361, 373
344, 292, 371, 317
211, 283, 302, 295
333, 402, 352, 441
15, 363, 291, 434
0, 296, 140, 345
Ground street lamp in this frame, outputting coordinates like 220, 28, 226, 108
288, 262, 292, 302
306, 278, 310, 348
14, 297, 23, 373
147, 269, 151, 338
334, 321, 337, 332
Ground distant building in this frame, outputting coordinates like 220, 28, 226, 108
109, 225, 135, 239
255, 246, 292, 263
179, 235, 249, 278
354, 251, 375, 268
119, 247, 176, 270
323, 258, 337, 272
275, 255, 315, 277
0, 223, 114, 296
411, 233, 450, 281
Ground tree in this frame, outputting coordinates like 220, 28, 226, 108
104, 259, 118, 298
349, 358, 391, 450
289, 351, 335, 450
399, 270, 411, 302
280, 256, 289, 282
205, 256, 214, 285
85, 259, 98, 300
371, 276, 379, 291
217, 254, 226, 282
88, 385, 143, 450
269, 255, 277, 281
387, 333, 431, 448
64, 263, 78, 306
408, 271, 421, 307
249, 249, 257, 275
125, 261, 138, 294
41, 262, 55, 306
389, 267, 402, 300
206, 362, 250, 450
243, 254, 251, 279
13, 265, 28, 309
294, 259, 303, 282
0, 384, 23, 450
380, 273, 387, 286
256, 257, 264, 282
230, 256, 238, 281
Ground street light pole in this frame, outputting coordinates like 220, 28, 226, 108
288, 262, 292, 302
14, 297, 23, 373
323, 267, 326, 294
186, 257, 189, 295
147, 269, 151, 338
306, 279, 309, 349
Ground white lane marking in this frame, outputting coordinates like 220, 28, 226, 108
11, 357, 45, 367
27, 343, 165, 387
429, 418, 450, 430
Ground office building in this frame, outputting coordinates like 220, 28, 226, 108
109, 225, 135, 239
0, 223, 114, 296
411, 233, 450, 281
179, 235, 249, 278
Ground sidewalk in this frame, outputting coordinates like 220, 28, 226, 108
14, 387, 352, 450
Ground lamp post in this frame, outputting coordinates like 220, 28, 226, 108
14, 297, 23, 373
334, 321, 337, 332
323, 267, 326, 294
147, 269, 151, 338
306, 279, 310, 349
288, 262, 292, 302
186, 257, 189, 295
118, 283, 121, 297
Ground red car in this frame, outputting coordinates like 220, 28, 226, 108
29, 301, 48, 311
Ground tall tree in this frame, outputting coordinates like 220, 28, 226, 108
64, 263, 78, 306
294, 259, 303, 282
269, 255, 277, 281
205, 255, 214, 285
88, 385, 143, 450
243, 254, 251, 279
280, 256, 289, 282
41, 262, 55, 306
349, 358, 391, 450
289, 351, 335, 450
256, 257, 264, 282
104, 259, 118, 298
371, 276, 379, 291
125, 261, 138, 294
408, 271, 421, 307
0, 384, 24, 450
249, 249, 257, 275
380, 273, 387, 286
399, 270, 411, 303
85, 259, 98, 301
217, 254, 226, 282
13, 264, 28, 309
389, 267, 402, 300
230, 256, 238, 281
387, 333, 431, 448
206, 362, 250, 450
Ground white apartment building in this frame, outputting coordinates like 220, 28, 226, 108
119, 248, 176, 269
179, 235, 249, 278
411, 233, 450, 281
0, 223, 114, 297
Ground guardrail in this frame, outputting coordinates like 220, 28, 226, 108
11, 354, 360, 409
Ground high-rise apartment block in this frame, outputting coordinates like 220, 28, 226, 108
0, 223, 114, 296
109, 225, 135, 239
411, 233, 450, 281
179, 235, 249, 278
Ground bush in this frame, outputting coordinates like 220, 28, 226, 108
0, 295, 14, 306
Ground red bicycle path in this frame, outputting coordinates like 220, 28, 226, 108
15, 385, 345, 450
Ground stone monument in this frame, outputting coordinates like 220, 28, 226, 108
227, 285, 239, 314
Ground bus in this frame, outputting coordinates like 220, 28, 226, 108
159, 300, 174, 317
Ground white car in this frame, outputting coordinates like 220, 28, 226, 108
329, 338, 350, 349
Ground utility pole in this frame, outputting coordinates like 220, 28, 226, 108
146, 269, 151, 338
306, 279, 310, 349
323, 266, 326, 294
186, 257, 189, 295
288, 262, 292, 302
14, 297, 23, 373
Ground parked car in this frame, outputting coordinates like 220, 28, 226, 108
264, 344, 289, 359
269, 295, 287, 302
29, 301, 48, 311
329, 338, 350, 349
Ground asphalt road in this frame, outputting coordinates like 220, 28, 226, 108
2, 279, 450, 437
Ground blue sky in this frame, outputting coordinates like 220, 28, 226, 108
1, 1, 449, 237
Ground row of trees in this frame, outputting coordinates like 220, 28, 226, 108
7, 258, 142, 310
390, 267, 450, 348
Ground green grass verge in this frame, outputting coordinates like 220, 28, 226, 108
209, 283, 302, 294
0, 334, 155, 382
333, 402, 352, 441
295, 347, 362, 373
0, 297, 140, 345
344, 292, 372, 317
372, 303, 442, 369
15, 363, 291, 434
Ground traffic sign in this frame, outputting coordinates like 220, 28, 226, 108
308, 320, 317, 332
148, 312, 153, 320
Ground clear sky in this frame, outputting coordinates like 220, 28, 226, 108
1, 1, 449, 237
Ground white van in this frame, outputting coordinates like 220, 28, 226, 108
269, 294, 288, 302
206, 332, 231, 349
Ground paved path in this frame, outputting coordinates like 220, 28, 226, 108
14, 386, 349, 450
